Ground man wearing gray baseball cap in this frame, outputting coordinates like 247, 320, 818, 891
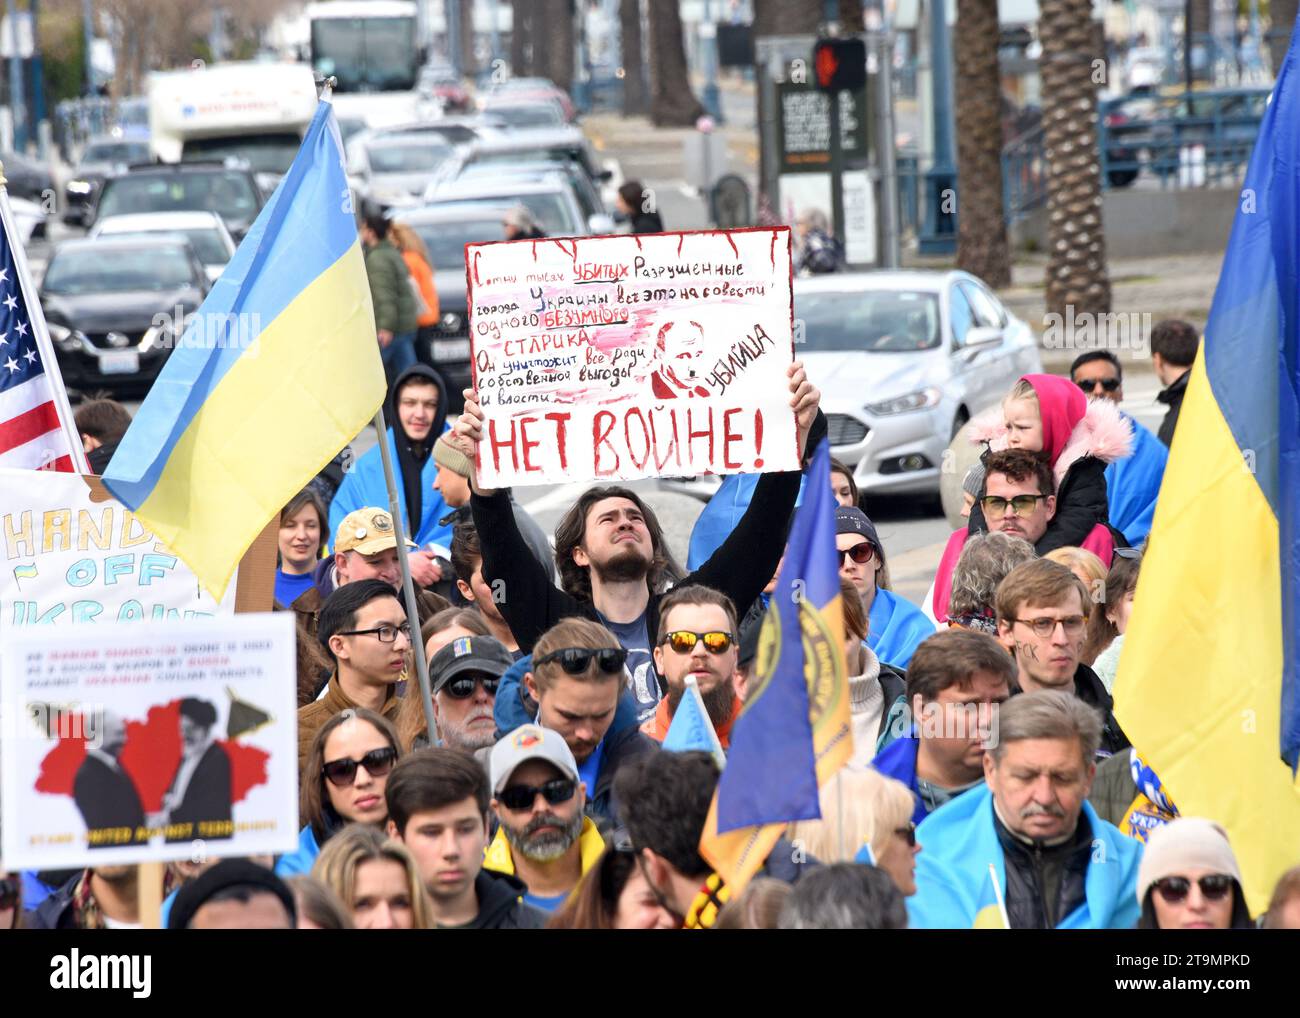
484, 724, 607, 914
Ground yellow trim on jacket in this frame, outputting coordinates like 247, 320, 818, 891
483, 815, 606, 877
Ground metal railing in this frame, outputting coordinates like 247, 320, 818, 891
1001, 87, 1270, 224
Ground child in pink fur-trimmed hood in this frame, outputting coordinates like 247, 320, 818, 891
966, 373, 1134, 559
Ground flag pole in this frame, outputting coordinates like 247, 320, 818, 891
988, 862, 1011, 929
0, 177, 90, 473
371, 408, 438, 745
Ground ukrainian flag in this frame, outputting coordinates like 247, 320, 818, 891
1114, 29, 1300, 913
103, 100, 386, 600
699, 438, 853, 892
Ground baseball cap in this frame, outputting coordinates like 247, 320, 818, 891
489, 723, 579, 794
429, 635, 514, 694
835, 506, 881, 551
334, 508, 417, 556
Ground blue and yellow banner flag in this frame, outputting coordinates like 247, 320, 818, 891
1114, 27, 1300, 913
662, 675, 727, 770
973, 863, 1009, 929
699, 438, 853, 892
103, 100, 386, 599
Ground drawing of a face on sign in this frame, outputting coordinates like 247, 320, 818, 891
648, 319, 709, 399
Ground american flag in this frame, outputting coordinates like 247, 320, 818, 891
0, 188, 82, 472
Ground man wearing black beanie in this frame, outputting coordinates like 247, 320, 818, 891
168, 859, 296, 930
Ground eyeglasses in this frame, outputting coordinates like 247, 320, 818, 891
322, 746, 398, 787
1152, 874, 1234, 904
442, 674, 501, 699
498, 777, 577, 811
837, 543, 876, 566
894, 822, 917, 848
1114, 547, 1143, 560
662, 630, 734, 654
534, 646, 628, 675
979, 494, 1047, 518
337, 623, 411, 644
0, 876, 18, 910
1012, 615, 1087, 638
1075, 377, 1121, 393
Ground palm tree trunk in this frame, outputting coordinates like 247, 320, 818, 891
1039, 0, 1111, 316
954, 0, 1010, 287
620, 0, 648, 115
459, 0, 478, 77
647, 0, 704, 126
511, 0, 532, 75
544, 0, 575, 93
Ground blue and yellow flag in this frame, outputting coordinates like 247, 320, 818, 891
103, 100, 386, 599
1114, 28, 1300, 913
699, 438, 853, 891
972, 863, 1009, 929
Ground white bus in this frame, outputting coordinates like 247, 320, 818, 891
147, 62, 319, 193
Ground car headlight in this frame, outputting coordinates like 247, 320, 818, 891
48, 322, 83, 351
66, 180, 93, 195
440, 312, 462, 332
865, 387, 943, 415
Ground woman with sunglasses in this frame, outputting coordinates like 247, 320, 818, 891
1135, 818, 1254, 929
276, 709, 403, 878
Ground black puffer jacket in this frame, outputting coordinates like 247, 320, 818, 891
994, 807, 1094, 929
463, 870, 548, 929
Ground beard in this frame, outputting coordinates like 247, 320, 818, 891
438, 710, 497, 752
668, 675, 737, 730
501, 809, 584, 862
591, 543, 652, 584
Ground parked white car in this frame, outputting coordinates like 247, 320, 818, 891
661, 270, 1042, 501
89, 211, 236, 284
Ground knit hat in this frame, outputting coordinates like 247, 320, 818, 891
1135, 817, 1243, 905
962, 462, 986, 499
168, 859, 297, 930
433, 435, 473, 478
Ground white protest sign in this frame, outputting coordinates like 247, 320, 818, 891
0, 612, 299, 869
0, 467, 235, 630
467, 227, 797, 487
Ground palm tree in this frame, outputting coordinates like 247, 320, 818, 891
543, 0, 575, 93
1038, 0, 1111, 316
647, 0, 704, 126
511, 0, 532, 76
954, 0, 1010, 287
620, 0, 648, 115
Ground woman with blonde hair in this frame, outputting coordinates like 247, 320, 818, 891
787, 767, 920, 896
312, 823, 432, 929
1044, 546, 1109, 664
388, 221, 440, 337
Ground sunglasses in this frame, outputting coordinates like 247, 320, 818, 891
838, 542, 875, 566
322, 746, 398, 787
534, 646, 628, 675
442, 674, 501, 699
1075, 377, 1121, 393
980, 494, 1047, 518
1153, 874, 1234, 904
0, 876, 18, 910
662, 630, 734, 654
894, 822, 917, 848
1114, 547, 1143, 560
498, 777, 577, 812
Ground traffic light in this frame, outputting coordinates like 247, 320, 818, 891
813, 38, 867, 93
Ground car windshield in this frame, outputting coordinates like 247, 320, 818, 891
81, 141, 150, 165
98, 172, 259, 224
312, 18, 418, 92
107, 227, 230, 265
410, 218, 505, 271
44, 246, 196, 294
485, 104, 564, 128
795, 290, 942, 352
438, 192, 576, 236
183, 134, 303, 175
368, 140, 453, 174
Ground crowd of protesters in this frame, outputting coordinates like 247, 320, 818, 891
12, 317, 1299, 931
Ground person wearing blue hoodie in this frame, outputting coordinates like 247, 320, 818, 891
871, 629, 1015, 822
908, 690, 1143, 929
1069, 351, 1167, 547
835, 507, 935, 669
330, 364, 454, 569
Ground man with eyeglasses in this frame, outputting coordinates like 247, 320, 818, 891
836, 507, 935, 669
298, 579, 413, 773
484, 724, 607, 913
426, 634, 512, 754
1069, 350, 1167, 546
521, 618, 656, 824
641, 585, 744, 746
909, 690, 1143, 929
994, 559, 1129, 756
